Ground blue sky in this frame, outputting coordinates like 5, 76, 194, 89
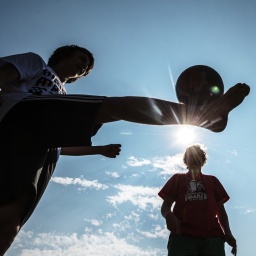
1, 0, 256, 255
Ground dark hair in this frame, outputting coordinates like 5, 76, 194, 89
47, 45, 94, 83
183, 144, 207, 167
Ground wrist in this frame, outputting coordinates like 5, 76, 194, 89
224, 230, 232, 236
95, 146, 104, 155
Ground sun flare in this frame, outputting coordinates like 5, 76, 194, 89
174, 126, 197, 146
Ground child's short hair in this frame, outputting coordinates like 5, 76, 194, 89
183, 144, 207, 167
47, 45, 94, 83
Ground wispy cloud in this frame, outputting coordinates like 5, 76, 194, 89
124, 211, 140, 224
230, 206, 256, 215
105, 212, 116, 219
84, 218, 103, 226
120, 129, 133, 135
136, 224, 168, 239
125, 154, 186, 176
147, 213, 159, 221
11, 230, 166, 256
229, 149, 238, 156
51, 176, 108, 190
151, 154, 186, 176
105, 171, 120, 178
107, 184, 161, 211
242, 208, 256, 214
126, 156, 151, 167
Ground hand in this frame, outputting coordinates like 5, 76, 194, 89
165, 212, 181, 235
101, 144, 121, 158
225, 232, 237, 256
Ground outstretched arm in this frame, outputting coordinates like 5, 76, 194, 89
0, 63, 20, 105
217, 202, 237, 255
0, 63, 20, 86
60, 144, 121, 158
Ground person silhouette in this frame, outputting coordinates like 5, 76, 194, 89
159, 144, 237, 256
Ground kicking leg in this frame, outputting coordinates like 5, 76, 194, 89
94, 96, 189, 125
94, 83, 250, 132
0, 187, 34, 256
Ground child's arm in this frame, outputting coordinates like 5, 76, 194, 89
60, 144, 121, 158
217, 202, 237, 255
161, 196, 181, 235
0, 63, 20, 105
0, 63, 20, 87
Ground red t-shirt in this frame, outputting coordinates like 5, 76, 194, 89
158, 173, 230, 238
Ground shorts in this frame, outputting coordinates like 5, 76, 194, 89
0, 94, 105, 224
167, 235, 225, 256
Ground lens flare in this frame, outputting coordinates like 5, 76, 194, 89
210, 85, 221, 95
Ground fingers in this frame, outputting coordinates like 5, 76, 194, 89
225, 234, 237, 256
111, 144, 122, 148
105, 144, 122, 158
231, 246, 237, 256
111, 144, 121, 155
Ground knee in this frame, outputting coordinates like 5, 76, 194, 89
0, 193, 31, 254
0, 221, 20, 255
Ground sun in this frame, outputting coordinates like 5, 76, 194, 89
174, 125, 198, 146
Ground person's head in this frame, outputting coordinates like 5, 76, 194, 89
47, 45, 94, 83
183, 144, 207, 169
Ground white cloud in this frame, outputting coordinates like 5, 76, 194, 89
151, 154, 186, 176
84, 218, 103, 226
120, 129, 133, 135
136, 225, 168, 239
229, 149, 238, 156
125, 154, 186, 177
243, 209, 256, 214
12, 230, 165, 256
147, 213, 159, 221
230, 206, 256, 215
105, 212, 116, 219
124, 211, 140, 223
106, 171, 120, 178
126, 156, 151, 167
51, 177, 108, 190
107, 184, 162, 211
113, 221, 131, 232
84, 227, 92, 232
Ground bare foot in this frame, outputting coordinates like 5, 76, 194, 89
219, 83, 250, 113
196, 83, 250, 132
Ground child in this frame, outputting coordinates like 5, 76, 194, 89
159, 144, 236, 256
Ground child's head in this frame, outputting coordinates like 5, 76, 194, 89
48, 45, 94, 83
183, 144, 207, 168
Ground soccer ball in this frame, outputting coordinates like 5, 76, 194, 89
175, 65, 224, 106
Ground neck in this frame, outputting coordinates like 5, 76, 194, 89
50, 66, 67, 83
189, 168, 201, 180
